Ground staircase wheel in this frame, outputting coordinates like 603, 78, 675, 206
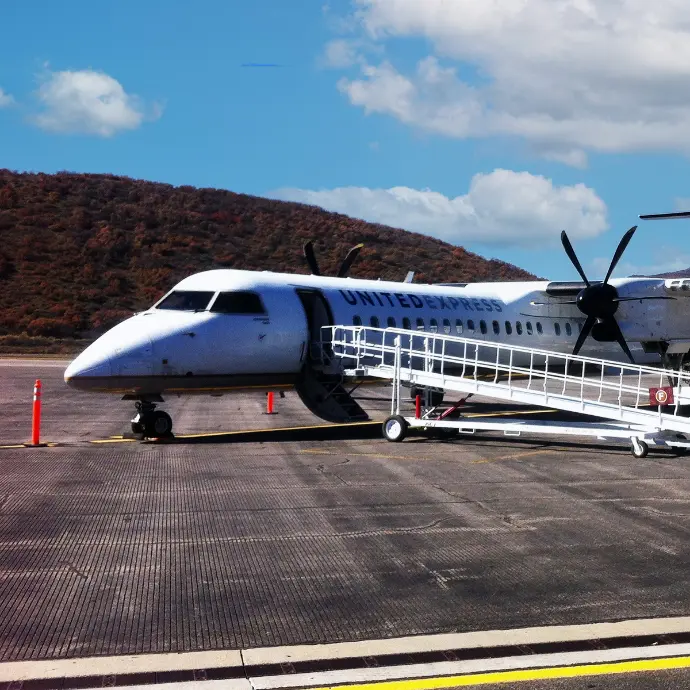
631, 439, 649, 459
383, 415, 408, 443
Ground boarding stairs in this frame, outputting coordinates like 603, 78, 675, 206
321, 325, 690, 454
294, 360, 369, 424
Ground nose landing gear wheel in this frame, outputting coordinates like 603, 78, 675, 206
383, 415, 408, 442
146, 410, 173, 438
131, 402, 174, 438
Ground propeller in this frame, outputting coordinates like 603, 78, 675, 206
559, 226, 672, 363
302, 240, 364, 278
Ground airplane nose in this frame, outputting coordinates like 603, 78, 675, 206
64, 352, 113, 389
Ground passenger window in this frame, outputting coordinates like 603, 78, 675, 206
526, 322, 533, 335
577, 322, 583, 332
554, 322, 561, 336
210, 291, 265, 314
387, 316, 396, 328
443, 318, 451, 334
403, 317, 411, 330
353, 315, 362, 326
536, 322, 543, 334
516, 321, 523, 335
430, 318, 438, 333
456, 319, 463, 334
492, 320, 500, 334
565, 322, 572, 336
480, 320, 487, 334
158, 290, 215, 312
467, 319, 475, 331
370, 316, 380, 328
505, 321, 512, 335
416, 317, 425, 330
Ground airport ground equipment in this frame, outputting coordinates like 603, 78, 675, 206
325, 325, 690, 457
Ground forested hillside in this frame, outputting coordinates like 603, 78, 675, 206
0, 170, 536, 351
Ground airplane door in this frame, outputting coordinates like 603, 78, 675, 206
296, 289, 334, 361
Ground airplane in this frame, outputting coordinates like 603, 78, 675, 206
64, 222, 690, 438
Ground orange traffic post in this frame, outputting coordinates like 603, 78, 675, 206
31, 379, 42, 446
266, 391, 275, 415
415, 394, 421, 419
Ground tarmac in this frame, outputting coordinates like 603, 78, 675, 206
1, 358, 690, 688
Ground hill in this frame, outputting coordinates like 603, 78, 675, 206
0, 170, 536, 352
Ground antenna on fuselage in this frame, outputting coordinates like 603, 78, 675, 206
404, 271, 415, 283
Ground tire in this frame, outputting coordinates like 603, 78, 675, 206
383, 415, 408, 442
145, 410, 173, 438
631, 440, 649, 458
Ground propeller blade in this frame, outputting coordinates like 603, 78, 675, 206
612, 296, 676, 303
336, 243, 364, 278
603, 226, 636, 285
640, 211, 690, 220
303, 241, 321, 276
560, 231, 590, 286
572, 315, 596, 356
607, 317, 635, 364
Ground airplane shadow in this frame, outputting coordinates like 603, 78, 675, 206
144, 422, 383, 445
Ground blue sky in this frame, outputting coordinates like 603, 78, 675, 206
2, 0, 690, 279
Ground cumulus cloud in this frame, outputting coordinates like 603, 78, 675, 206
0, 88, 14, 107
271, 169, 608, 247
591, 248, 690, 277
323, 39, 361, 68
34, 69, 160, 136
331, 0, 690, 165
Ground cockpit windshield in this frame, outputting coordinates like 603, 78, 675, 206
155, 291, 215, 311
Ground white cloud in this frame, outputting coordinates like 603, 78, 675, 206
331, 0, 690, 165
591, 248, 690, 277
271, 169, 608, 248
323, 39, 361, 68
34, 69, 160, 136
0, 88, 14, 108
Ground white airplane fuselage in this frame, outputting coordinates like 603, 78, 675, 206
64, 269, 690, 398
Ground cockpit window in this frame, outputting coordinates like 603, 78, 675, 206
210, 291, 266, 314
156, 291, 215, 311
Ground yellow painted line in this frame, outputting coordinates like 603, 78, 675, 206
308, 655, 690, 690
91, 438, 138, 444
464, 408, 559, 419
175, 420, 378, 440
89, 421, 380, 444
471, 448, 552, 464
300, 449, 414, 461
0, 444, 28, 449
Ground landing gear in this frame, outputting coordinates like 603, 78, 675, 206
131, 401, 174, 438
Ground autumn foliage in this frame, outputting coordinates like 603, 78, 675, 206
0, 169, 536, 346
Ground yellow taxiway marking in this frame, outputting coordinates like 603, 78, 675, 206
300, 449, 414, 461
471, 448, 552, 464
463, 408, 559, 419
309, 655, 690, 690
0, 442, 58, 449
91, 438, 138, 444
89, 421, 380, 444
86, 408, 559, 445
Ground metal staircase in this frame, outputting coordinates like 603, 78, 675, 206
294, 361, 369, 424
324, 325, 690, 442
